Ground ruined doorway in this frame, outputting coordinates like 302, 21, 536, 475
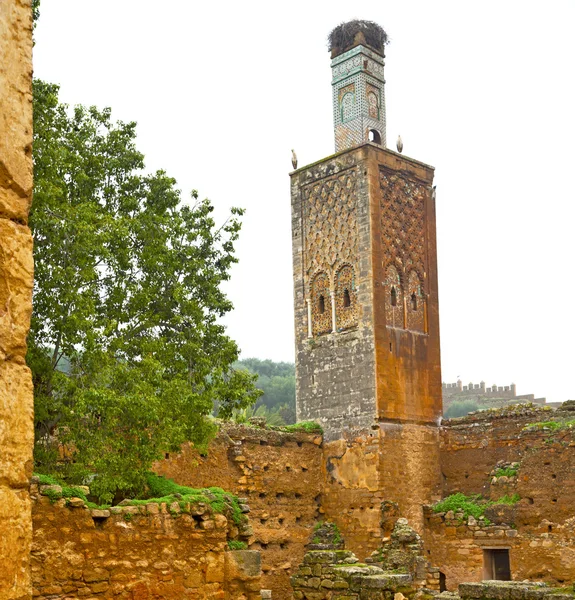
483, 549, 511, 580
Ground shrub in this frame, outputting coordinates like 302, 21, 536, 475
444, 400, 479, 419
282, 421, 323, 434
432, 493, 488, 521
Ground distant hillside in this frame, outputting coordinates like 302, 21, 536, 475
235, 358, 296, 424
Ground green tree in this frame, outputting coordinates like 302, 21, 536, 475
235, 358, 296, 424
30, 80, 261, 502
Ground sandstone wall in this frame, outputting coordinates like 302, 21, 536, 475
440, 407, 575, 524
321, 422, 441, 561
31, 491, 262, 599
0, 1, 34, 599
155, 425, 324, 600
433, 406, 575, 587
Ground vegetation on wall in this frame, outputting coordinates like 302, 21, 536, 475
30, 79, 261, 503
432, 492, 521, 523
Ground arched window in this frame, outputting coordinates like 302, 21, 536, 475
310, 272, 331, 336
335, 264, 358, 331
343, 288, 351, 307
406, 271, 425, 332
367, 91, 379, 119
368, 129, 382, 144
341, 92, 354, 122
385, 265, 404, 329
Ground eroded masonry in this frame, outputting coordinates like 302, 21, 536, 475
0, 1, 35, 599
7, 13, 575, 600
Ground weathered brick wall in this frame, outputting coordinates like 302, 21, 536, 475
423, 507, 516, 590
440, 406, 555, 496
31, 491, 262, 599
0, 1, 34, 599
155, 424, 324, 600
434, 406, 575, 587
440, 406, 575, 523
321, 422, 441, 561
321, 435, 383, 560
425, 504, 575, 589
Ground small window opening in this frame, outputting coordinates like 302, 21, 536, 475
368, 129, 382, 144
343, 288, 351, 307
439, 572, 447, 593
483, 549, 511, 581
411, 293, 417, 310
318, 295, 326, 314
390, 286, 397, 307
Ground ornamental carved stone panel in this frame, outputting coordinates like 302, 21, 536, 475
302, 168, 360, 335
379, 167, 427, 332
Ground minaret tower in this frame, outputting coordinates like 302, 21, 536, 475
331, 21, 388, 150
290, 20, 442, 538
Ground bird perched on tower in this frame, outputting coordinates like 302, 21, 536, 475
396, 135, 403, 154
291, 149, 298, 170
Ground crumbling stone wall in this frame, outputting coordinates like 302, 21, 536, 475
440, 406, 575, 524
31, 485, 262, 599
0, 1, 34, 599
433, 405, 575, 587
155, 424, 324, 600
321, 422, 441, 560
423, 505, 516, 590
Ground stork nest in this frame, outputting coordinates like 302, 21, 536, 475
328, 20, 389, 55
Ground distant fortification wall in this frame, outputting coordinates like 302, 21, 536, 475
0, 1, 34, 599
442, 380, 545, 408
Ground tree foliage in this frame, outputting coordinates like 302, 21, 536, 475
30, 80, 261, 502
443, 399, 479, 419
235, 358, 296, 424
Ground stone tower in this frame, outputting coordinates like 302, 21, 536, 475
331, 22, 387, 151
290, 20, 442, 536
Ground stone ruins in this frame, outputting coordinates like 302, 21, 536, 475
2, 10, 575, 600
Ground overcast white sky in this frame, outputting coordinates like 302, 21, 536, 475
34, 1, 575, 402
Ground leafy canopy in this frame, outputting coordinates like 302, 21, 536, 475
30, 80, 261, 502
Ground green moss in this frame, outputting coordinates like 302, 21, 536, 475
282, 421, 323, 434
432, 493, 492, 524
494, 467, 518, 478
227, 540, 247, 550
36, 473, 62, 486
495, 494, 520, 505
524, 419, 575, 431
124, 513, 132, 521
128, 474, 246, 526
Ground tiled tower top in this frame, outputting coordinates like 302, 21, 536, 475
329, 20, 389, 152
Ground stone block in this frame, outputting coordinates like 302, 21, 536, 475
0, 486, 31, 598
0, 360, 33, 485
225, 550, 261, 580
0, 220, 34, 360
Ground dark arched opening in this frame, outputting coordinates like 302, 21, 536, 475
411, 293, 417, 310
318, 294, 326, 314
390, 286, 397, 307
343, 288, 351, 307
368, 129, 382, 144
